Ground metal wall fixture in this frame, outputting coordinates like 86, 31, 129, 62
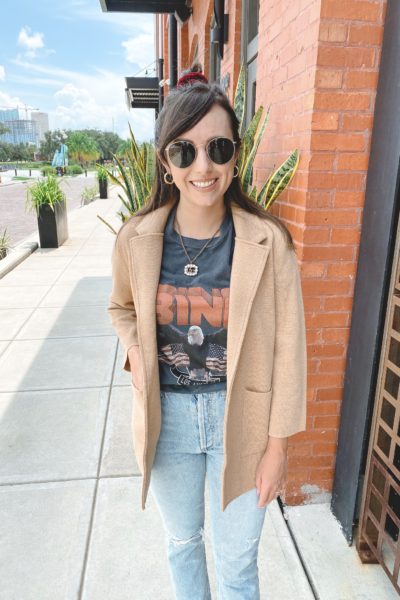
211, 0, 228, 59
99, 0, 192, 22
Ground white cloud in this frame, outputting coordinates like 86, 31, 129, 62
10, 61, 154, 140
61, 2, 154, 37
52, 78, 155, 141
0, 90, 24, 109
9, 74, 64, 87
0, 65, 5, 81
12, 58, 86, 81
122, 31, 155, 70
17, 26, 45, 59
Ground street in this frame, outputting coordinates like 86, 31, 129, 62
0, 173, 99, 246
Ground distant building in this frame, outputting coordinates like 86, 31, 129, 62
31, 112, 49, 145
0, 108, 49, 147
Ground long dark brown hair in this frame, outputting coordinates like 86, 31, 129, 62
133, 64, 294, 250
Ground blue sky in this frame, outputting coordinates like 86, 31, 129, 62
0, 0, 156, 140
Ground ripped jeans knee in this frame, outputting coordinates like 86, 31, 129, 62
167, 526, 206, 547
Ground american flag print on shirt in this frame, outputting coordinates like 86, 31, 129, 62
156, 283, 229, 387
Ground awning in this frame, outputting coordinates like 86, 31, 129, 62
125, 77, 159, 110
99, 0, 191, 21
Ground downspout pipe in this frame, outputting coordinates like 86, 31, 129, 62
168, 13, 178, 88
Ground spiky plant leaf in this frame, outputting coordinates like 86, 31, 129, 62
96, 214, 118, 235
258, 150, 299, 209
145, 142, 155, 188
248, 185, 258, 201
233, 63, 246, 137
112, 153, 136, 211
128, 122, 145, 171
237, 106, 264, 180
241, 108, 270, 193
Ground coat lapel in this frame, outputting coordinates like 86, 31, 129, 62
128, 198, 272, 396
225, 207, 271, 397
129, 206, 169, 392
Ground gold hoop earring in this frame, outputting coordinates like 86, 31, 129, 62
164, 172, 174, 185
233, 165, 239, 178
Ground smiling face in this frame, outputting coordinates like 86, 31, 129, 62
161, 103, 237, 211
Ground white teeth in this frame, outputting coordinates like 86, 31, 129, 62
191, 179, 216, 188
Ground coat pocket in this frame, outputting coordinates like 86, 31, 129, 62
130, 344, 144, 392
240, 387, 272, 457
130, 384, 146, 474
131, 379, 143, 393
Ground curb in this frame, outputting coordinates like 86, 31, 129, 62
0, 240, 39, 279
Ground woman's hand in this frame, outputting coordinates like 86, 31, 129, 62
128, 345, 144, 391
255, 437, 288, 509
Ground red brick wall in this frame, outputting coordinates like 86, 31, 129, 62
220, 0, 242, 103
164, 0, 242, 98
255, 0, 387, 504
160, 0, 387, 506
185, 0, 213, 74
179, 22, 189, 74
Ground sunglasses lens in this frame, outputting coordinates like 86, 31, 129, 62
168, 141, 196, 168
167, 137, 235, 168
208, 138, 235, 164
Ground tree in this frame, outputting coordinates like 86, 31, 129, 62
66, 131, 99, 165
40, 129, 70, 161
39, 128, 125, 164
0, 123, 10, 136
0, 142, 35, 161
116, 139, 131, 156
0, 142, 12, 161
81, 129, 123, 160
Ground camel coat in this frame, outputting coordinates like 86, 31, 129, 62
107, 197, 307, 511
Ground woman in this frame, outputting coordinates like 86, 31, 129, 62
108, 64, 307, 599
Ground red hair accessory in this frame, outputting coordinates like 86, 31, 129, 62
176, 71, 208, 87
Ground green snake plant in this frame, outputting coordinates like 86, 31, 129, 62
233, 62, 299, 209
0, 227, 11, 260
98, 64, 299, 233
96, 123, 155, 234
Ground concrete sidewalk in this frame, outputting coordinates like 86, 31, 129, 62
0, 188, 394, 599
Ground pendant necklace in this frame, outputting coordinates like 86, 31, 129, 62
174, 215, 222, 277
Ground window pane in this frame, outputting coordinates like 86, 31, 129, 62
247, 0, 260, 43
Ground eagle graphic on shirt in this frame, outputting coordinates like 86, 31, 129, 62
156, 283, 229, 385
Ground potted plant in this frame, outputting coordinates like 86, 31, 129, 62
0, 227, 10, 260
97, 165, 108, 199
26, 175, 68, 248
81, 185, 98, 206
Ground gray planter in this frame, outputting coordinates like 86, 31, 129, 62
99, 179, 108, 199
37, 199, 68, 248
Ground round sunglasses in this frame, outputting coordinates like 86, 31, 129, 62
165, 137, 237, 169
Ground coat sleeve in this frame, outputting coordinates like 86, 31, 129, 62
268, 229, 307, 438
107, 227, 139, 372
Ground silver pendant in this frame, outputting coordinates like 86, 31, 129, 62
184, 263, 198, 276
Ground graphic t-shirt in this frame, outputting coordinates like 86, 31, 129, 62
156, 202, 235, 393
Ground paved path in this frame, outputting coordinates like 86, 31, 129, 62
0, 187, 315, 599
0, 187, 393, 599
0, 174, 98, 246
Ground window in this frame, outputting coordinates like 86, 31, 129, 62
241, 0, 260, 128
210, 15, 221, 83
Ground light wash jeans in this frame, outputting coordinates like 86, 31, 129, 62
149, 388, 267, 600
